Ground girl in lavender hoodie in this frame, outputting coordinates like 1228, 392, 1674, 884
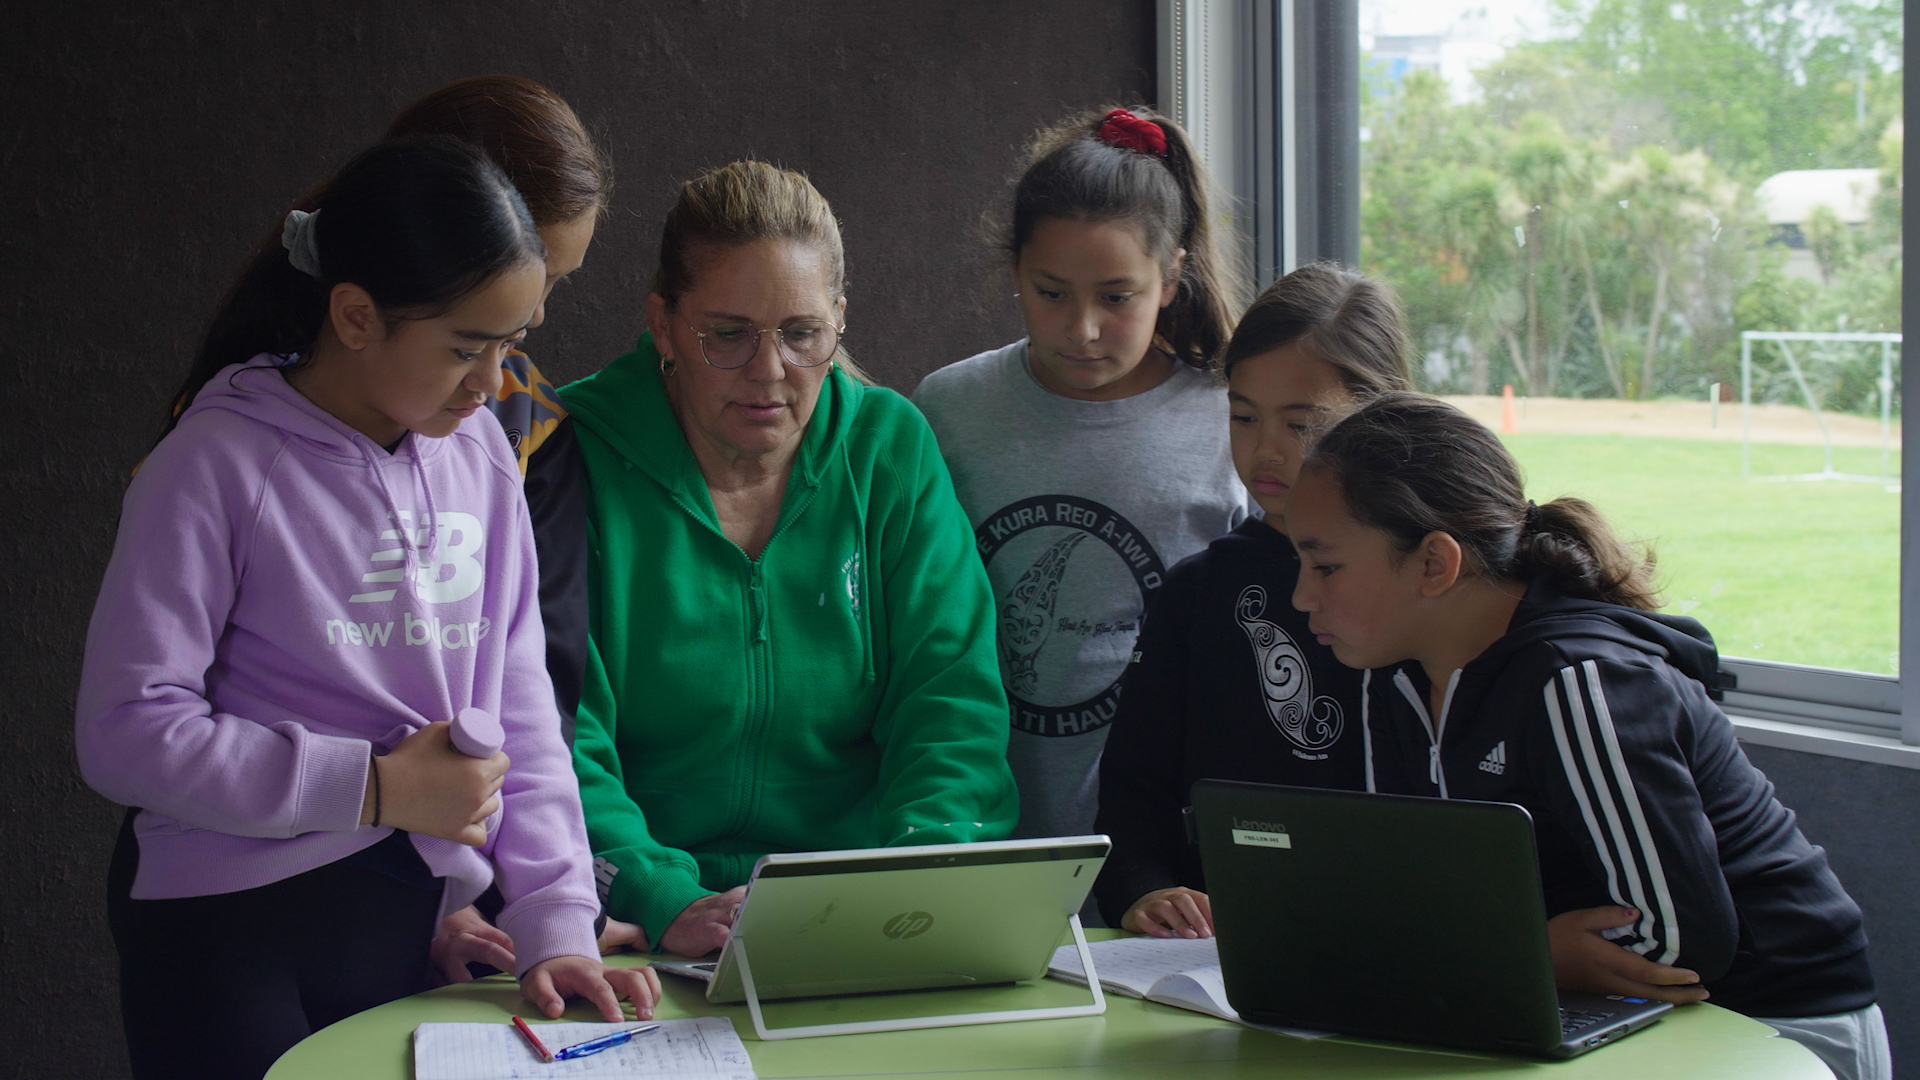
76, 137, 658, 1079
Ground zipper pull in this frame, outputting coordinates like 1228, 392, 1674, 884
749, 568, 769, 644
1430, 744, 1442, 787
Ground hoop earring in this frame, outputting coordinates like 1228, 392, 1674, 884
659, 354, 677, 377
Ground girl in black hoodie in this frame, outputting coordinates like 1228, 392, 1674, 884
1093, 264, 1409, 937
1285, 393, 1886, 1080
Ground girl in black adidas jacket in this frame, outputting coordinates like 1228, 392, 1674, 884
1284, 393, 1886, 1080
1094, 264, 1409, 936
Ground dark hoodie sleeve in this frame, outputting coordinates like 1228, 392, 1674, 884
1093, 567, 1200, 925
1525, 655, 1740, 982
523, 418, 588, 743
486, 352, 588, 743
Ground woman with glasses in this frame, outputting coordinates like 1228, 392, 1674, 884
555, 161, 1018, 957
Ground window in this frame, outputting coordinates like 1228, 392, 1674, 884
1161, 0, 1916, 749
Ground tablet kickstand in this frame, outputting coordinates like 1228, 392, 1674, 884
735, 913, 1107, 1040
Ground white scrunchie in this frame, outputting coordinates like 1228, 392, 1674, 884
281, 209, 323, 279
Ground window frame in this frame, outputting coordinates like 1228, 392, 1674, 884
1162, 0, 1919, 751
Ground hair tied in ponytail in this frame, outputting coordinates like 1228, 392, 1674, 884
1307, 393, 1664, 612
1096, 109, 1167, 157
281, 210, 323, 279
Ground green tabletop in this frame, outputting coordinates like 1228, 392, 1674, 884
266, 932, 1831, 1079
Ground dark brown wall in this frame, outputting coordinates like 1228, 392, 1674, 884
0, 4, 1153, 1075
1743, 746, 1920, 1071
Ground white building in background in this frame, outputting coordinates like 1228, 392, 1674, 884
1755, 168, 1883, 282
1365, 6, 1507, 104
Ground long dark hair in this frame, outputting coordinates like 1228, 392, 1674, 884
1220, 262, 1412, 396
386, 75, 609, 228
1002, 105, 1245, 371
165, 136, 545, 439
1304, 393, 1663, 610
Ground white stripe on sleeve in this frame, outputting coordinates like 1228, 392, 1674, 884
1561, 665, 1660, 954
1545, 678, 1626, 916
1581, 659, 1681, 966
1546, 664, 1678, 963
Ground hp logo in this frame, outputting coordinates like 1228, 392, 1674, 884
882, 911, 934, 940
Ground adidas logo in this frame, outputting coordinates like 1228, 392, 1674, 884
1478, 741, 1507, 775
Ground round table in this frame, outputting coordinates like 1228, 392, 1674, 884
266, 936, 1832, 1079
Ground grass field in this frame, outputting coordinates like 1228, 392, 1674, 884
1505, 434, 1900, 675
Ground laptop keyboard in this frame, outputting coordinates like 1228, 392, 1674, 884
1559, 1007, 1614, 1035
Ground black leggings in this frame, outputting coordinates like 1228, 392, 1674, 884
107, 812, 443, 1080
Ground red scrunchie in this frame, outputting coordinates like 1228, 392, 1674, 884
1096, 108, 1168, 157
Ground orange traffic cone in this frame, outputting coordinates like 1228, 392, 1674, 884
1500, 384, 1518, 434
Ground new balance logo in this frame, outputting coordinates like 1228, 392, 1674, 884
349, 510, 485, 604
1478, 741, 1508, 775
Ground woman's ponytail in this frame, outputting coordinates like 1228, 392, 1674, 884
1304, 393, 1662, 611
1516, 497, 1662, 611
1002, 105, 1246, 371
162, 136, 544, 443
1149, 112, 1241, 372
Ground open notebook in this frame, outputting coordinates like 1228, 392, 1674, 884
1048, 936, 1329, 1039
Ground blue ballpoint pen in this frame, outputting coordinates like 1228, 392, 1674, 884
551, 1024, 660, 1061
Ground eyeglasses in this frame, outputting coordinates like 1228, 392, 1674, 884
682, 317, 844, 370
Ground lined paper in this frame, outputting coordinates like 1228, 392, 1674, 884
1050, 938, 1330, 1039
1048, 935, 1221, 998
413, 1016, 755, 1080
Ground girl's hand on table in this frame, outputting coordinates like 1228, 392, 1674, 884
598, 917, 649, 955
660, 886, 748, 957
362, 721, 509, 847
1548, 905, 1709, 1004
520, 955, 662, 1021
428, 905, 517, 986
1121, 887, 1214, 939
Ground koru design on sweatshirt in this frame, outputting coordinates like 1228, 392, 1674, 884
1233, 584, 1343, 757
976, 494, 1167, 738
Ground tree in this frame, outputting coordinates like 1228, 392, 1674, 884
1361, 0, 1901, 403
1362, 68, 1519, 391
1594, 147, 1742, 398
1502, 113, 1596, 394
1559, 0, 1903, 181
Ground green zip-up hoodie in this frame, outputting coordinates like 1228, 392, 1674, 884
560, 333, 1019, 937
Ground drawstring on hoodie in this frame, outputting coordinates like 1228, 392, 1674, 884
1393, 668, 1461, 799
1360, 670, 1376, 794
413, 435, 442, 576
359, 432, 441, 599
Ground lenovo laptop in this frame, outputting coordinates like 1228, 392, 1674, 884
1191, 781, 1671, 1058
653, 836, 1111, 1039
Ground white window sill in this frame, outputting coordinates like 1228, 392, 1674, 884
1730, 715, 1920, 770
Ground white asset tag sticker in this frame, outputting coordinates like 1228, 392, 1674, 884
1232, 828, 1292, 849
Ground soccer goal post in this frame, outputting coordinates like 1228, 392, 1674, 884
1739, 331, 1902, 488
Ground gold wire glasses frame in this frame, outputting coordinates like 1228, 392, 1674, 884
682, 317, 845, 369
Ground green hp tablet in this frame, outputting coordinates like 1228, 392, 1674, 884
653, 836, 1111, 1039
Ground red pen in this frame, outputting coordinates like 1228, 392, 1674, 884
511, 1015, 553, 1063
